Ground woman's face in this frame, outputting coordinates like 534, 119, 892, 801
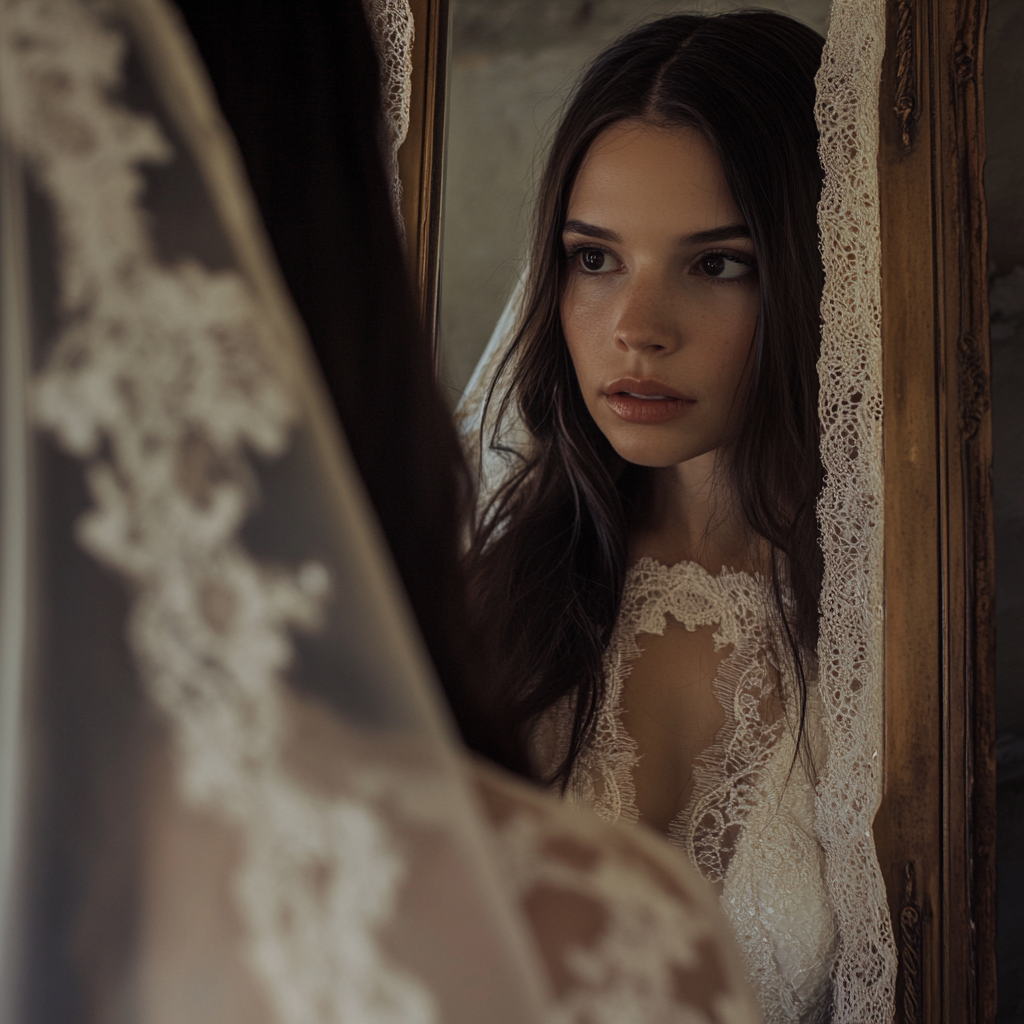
560, 120, 759, 468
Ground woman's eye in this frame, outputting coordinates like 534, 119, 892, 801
697, 253, 755, 280
575, 248, 618, 273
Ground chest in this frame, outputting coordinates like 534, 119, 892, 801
571, 559, 786, 833
616, 619, 730, 831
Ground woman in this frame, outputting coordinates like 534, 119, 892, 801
466, 13, 839, 1023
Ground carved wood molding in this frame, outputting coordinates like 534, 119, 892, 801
893, 0, 918, 148
900, 862, 924, 1024
958, 333, 990, 441
878, 0, 994, 1021
952, 1, 997, 1019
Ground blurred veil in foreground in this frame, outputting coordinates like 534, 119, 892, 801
0, 0, 550, 1018
0, 1, 764, 1021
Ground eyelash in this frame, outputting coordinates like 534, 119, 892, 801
564, 242, 613, 269
564, 243, 758, 280
704, 249, 757, 269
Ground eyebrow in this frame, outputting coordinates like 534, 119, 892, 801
562, 219, 751, 246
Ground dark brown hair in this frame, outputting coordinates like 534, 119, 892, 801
180, 0, 530, 776
467, 11, 826, 785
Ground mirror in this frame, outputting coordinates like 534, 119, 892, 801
400, 2, 998, 1020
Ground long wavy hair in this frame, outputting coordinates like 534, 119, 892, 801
179, 0, 531, 776
467, 11, 827, 786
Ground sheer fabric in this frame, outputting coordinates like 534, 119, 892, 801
474, 762, 761, 1024
0, 0, 761, 1021
455, 1, 897, 1021
0, 0, 547, 1018
812, 1, 895, 1018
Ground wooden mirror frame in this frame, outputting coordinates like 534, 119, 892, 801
876, 0, 996, 1020
400, 1, 999, 1019
397, 0, 449, 358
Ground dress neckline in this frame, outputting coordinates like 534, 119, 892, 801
626, 554, 764, 586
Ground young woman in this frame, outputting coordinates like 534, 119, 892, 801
466, 12, 840, 1023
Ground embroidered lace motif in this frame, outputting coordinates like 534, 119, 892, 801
2, 1, 435, 1020
473, 763, 761, 1024
558, 558, 837, 1024
814, 1, 896, 1019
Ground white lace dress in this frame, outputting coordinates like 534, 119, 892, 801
544, 558, 838, 1024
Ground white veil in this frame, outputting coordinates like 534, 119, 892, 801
454, 1, 897, 1021
0, 0, 551, 1018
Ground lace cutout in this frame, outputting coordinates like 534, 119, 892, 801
569, 561, 781, 865
2, 1, 435, 1020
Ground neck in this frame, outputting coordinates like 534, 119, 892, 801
630, 449, 755, 572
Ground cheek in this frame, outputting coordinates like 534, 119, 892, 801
693, 293, 759, 388
560, 286, 606, 384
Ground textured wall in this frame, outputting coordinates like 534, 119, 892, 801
439, 0, 832, 399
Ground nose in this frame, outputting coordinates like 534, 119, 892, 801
613, 274, 681, 355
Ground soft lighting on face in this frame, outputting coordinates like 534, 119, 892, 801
560, 121, 759, 469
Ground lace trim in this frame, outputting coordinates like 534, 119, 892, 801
813, 1, 896, 1019
2, 1, 434, 1020
361, 0, 414, 226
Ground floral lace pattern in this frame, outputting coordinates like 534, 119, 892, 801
473, 763, 761, 1024
814, 1, 896, 1019
1, 1, 436, 1020
553, 558, 837, 1023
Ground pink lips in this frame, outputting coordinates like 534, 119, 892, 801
603, 378, 695, 424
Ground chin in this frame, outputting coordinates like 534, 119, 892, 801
607, 433, 711, 469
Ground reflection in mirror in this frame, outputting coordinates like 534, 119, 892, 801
440, 5, 899, 1022
987, 0, 1024, 1012
438, 0, 831, 400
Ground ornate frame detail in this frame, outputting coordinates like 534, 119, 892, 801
876, 0, 995, 1020
893, 0, 919, 148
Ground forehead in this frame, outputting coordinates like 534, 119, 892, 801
567, 121, 741, 235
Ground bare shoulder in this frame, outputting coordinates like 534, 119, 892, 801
470, 760, 762, 1024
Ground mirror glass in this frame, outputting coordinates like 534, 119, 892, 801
438, 0, 832, 401
987, 0, 1024, 1012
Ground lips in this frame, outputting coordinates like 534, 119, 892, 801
603, 378, 695, 424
